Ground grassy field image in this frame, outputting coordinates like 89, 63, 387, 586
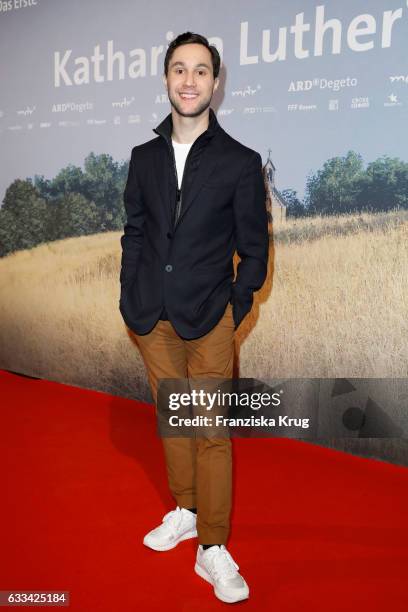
0, 210, 407, 404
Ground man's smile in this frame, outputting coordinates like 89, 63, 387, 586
179, 92, 199, 100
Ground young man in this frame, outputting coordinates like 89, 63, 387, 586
119, 32, 269, 603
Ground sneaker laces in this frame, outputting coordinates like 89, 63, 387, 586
205, 546, 240, 581
161, 506, 189, 532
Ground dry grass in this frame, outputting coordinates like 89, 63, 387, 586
242, 210, 408, 378
274, 209, 408, 244
0, 210, 407, 402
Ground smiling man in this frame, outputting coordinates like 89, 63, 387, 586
119, 31, 269, 603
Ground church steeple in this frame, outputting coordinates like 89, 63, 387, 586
262, 150, 286, 228
264, 149, 276, 189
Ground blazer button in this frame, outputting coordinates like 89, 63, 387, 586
165, 264, 173, 272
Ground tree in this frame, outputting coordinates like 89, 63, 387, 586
47, 192, 100, 241
305, 151, 365, 215
355, 156, 408, 211
83, 152, 126, 231
0, 180, 48, 256
0, 153, 132, 257
280, 188, 306, 218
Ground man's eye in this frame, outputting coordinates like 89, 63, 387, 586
174, 69, 206, 75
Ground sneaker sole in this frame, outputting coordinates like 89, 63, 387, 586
143, 528, 197, 551
194, 562, 249, 603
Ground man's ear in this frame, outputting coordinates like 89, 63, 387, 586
213, 77, 220, 93
162, 74, 168, 91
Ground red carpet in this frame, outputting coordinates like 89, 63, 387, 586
1, 369, 407, 611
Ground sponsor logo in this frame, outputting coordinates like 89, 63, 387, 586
17, 105, 36, 116
351, 97, 369, 109
86, 118, 106, 126
113, 116, 121, 125
232, 84, 261, 97
328, 99, 339, 111
384, 93, 402, 107
52, 102, 93, 113
58, 120, 80, 127
7, 125, 23, 130
289, 77, 357, 92
155, 93, 169, 104
112, 96, 135, 108
39, 122, 51, 128
288, 103, 317, 111
243, 106, 277, 114
218, 108, 234, 116
0, 110, 4, 118
128, 114, 141, 124
389, 75, 408, 84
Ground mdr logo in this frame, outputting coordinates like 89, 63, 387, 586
0, 0, 38, 13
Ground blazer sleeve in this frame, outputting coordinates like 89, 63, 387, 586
119, 147, 146, 290
231, 151, 269, 328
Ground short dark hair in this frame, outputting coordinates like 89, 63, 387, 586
164, 31, 221, 79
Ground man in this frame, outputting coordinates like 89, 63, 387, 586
119, 31, 269, 603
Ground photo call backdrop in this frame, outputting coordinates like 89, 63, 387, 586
0, 0, 407, 464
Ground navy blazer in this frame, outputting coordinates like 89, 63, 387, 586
119, 107, 269, 340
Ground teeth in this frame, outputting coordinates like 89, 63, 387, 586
180, 94, 198, 98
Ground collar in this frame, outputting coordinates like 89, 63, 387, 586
153, 106, 220, 144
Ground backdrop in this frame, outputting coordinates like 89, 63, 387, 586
0, 0, 407, 464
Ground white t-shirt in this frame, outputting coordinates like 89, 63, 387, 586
172, 139, 193, 188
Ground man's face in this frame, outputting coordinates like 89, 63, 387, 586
163, 43, 219, 118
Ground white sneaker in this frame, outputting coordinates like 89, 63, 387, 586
143, 506, 197, 551
195, 544, 249, 603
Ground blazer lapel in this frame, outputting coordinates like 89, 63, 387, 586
174, 133, 224, 230
154, 144, 173, 228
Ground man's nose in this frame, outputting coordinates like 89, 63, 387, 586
183, 72, 197, 87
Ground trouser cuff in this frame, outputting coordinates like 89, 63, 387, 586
197, 525, 230, 546
175, 494, 197, 510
